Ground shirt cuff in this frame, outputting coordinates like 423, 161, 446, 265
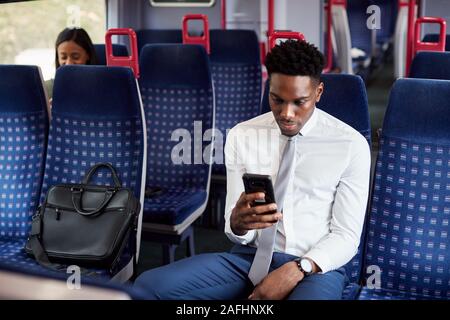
225, 228, 257, 246
303, 248, 333, 274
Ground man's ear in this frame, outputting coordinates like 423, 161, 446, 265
315, 82, 324, 103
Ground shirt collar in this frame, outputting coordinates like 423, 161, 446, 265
299, 106, 317, 136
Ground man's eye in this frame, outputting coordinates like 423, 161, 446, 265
272, 98, 283, 104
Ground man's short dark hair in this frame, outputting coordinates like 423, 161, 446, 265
265, 40, 325, 83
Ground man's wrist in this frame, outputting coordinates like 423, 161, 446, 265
287, 261, 304, 283
231, 227, 247, 236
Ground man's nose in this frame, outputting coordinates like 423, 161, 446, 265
280, 104, 295, 119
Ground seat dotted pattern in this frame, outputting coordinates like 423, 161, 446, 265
41, 114, 143, 201
365, 137, 450, 299
342, 283, 361, 300
0, 113, 46, 240
344, 252, 364, 285
141, 87, 213, 224
211, 64, 261, 174
141, 87, 213, 187
143, 187, 207, 225
0, 239, 109, 278
358, 287, 446, 300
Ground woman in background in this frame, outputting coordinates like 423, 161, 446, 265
45, 27, 97, 100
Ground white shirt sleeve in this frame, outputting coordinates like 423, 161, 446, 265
223, 127, 257, 245
303, 135, 371, 273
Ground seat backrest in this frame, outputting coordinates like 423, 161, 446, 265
261, 74, 371, 143
209, 29, 261, 174
422, 34, 450, 52
94, 44, 129, 65
139, 44, 214, 191
363, 78, 450, 298
318, 73, 371, 144
347, 0, 373, 57
0, 65, 49, 241
371, 0, 398, 44
41, 65, 146, 278
320, 74, 371, 285
410, 51, 450, 80
136, 29, 182, 54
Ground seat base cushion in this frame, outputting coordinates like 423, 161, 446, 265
143, 187, 207, 225
341, 282, 361, 300
0, 239, 110, 280
357, 287, 449, 300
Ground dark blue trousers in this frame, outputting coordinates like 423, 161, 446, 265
133, 245, 348, 300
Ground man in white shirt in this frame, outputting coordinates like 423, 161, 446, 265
134, 40, 371, 300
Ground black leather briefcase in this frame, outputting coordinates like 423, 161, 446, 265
25, 163, 140, 272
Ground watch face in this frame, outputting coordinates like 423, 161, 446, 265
300, 258, 313, 273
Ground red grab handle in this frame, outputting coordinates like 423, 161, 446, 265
413, 17, 447, 56
182, 14, 210, 54
333, 0, 347, 7
398, 0, 409, 7
269, 31, 306, 50
105, 28, 140, 79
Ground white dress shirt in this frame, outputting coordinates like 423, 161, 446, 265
224, 108, 371, 273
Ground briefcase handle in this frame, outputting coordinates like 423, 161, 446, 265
71, 187, 116, 216
82, 162, 122, 188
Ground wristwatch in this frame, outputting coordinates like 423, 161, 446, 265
295, 257, 314, 276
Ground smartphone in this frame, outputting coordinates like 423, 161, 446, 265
242, 173, 276, 207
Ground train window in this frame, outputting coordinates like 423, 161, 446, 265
0, 0, 106, 81
150, 0, 215, 7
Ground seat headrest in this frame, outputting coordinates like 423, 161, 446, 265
422, 33, 450, 51
383, 78, 450, 143
52, 65, 140, 118
209, 29, 260, 64
410, 51, 450, 80
136, 29, 182, 53
318, 73, 370, 134
139, 44, 211, 88
94, 44, 129, 66
0, 65, 47, 113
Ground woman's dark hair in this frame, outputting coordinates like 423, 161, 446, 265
55, 27, 97, 68
265, 40, 325, 84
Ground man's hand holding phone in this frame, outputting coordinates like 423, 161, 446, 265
230, 192, 281, 236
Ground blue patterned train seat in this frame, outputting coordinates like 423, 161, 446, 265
0, 65, 49, 274
29, 65, 144, 283
139, 44, 214, 264
209, 29, 261, 175
358, 79, 450, 300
